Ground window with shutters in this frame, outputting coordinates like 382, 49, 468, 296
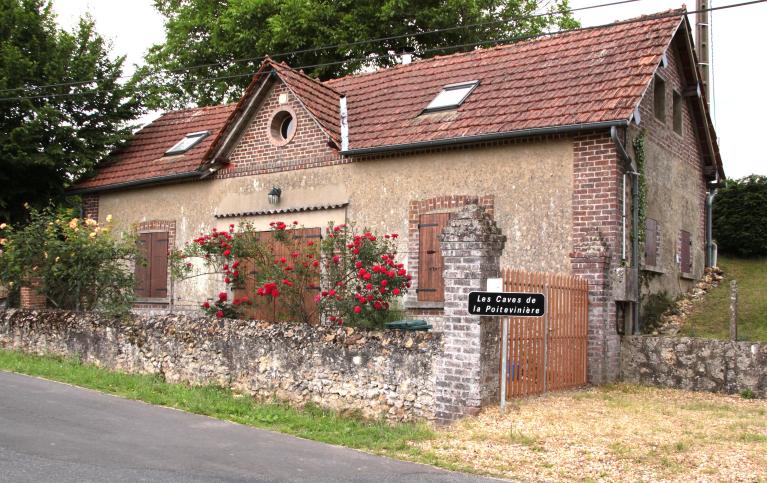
679, 230, 692, 275
644, 218, 658, 267
135, 231, 169, 300
417, 213, 450, 302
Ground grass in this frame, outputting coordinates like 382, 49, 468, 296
0, 349, 434, 457
681, 255, 767, 341
2, 349, 766, 481
421, 383, 767, 481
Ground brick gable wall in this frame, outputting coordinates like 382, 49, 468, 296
217, 81, 345, 179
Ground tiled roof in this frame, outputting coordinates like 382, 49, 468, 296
271, 61, 342, 145
73, 104, 236, 190
74, 11, 698, 191
327, 13, 683, 150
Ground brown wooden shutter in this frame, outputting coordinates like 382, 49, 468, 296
680, 230, 692, 273
149, 232, 169, 298
417, 213, 450, 302
645, 218, 657, 266
135, 233, 151, 298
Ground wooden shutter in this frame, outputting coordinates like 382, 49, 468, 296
135, 232, 168, 299
645, 218, 657, 266
150, 232, 169, 298
135, 233, 151, 298
417, 213, 450, 302
680, 230, 692, 273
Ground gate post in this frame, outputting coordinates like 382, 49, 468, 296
435, 204, 505, 423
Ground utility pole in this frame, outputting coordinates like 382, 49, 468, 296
696, 0, 711, 107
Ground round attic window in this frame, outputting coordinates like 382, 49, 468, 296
268, 108, 297, 146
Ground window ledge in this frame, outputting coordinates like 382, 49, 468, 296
641, 266, 665, 275
134, 297, 170, 305
680, 272, 696, 280
404, 300, 444, 310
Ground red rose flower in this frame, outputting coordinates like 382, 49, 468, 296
216, 310, 224, 318
223, 249, 231, 257
202, 301, 210, 309
353, 306, 362, 314
218, 292, 228, 301
392, 288, 401, 295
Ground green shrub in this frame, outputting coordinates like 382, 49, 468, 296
0, 207, 137, 316
641, 291, 677, 334
713, 175, 767, 257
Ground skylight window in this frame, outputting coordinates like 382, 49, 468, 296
423, 81, 479, 112
165, 131, 210, 155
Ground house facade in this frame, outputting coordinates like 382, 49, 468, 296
70, 10, 723, 384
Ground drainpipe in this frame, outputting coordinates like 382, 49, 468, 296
611, 126, 640, 334
706, 186, 717, 267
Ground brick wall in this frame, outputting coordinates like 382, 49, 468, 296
19, 279, 46, 309
570, 131, 623, 384
435, 204, 505, 423
82, 194, 99, 222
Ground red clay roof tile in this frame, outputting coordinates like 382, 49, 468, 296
327, 14, 681, 150
73, 104, 236, 190
74, 12, 688, 191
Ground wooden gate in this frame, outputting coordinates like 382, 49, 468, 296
501, 269, 589, 398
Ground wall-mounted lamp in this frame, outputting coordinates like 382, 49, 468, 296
267, 186, 282, 205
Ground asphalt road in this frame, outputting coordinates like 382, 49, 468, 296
0, 371, 496, 482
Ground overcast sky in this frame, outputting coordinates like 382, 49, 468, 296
52, 0, 765, 179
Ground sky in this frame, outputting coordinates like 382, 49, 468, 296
51, 0, 766, 179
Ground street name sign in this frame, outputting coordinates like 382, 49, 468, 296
467, 291, 545, 316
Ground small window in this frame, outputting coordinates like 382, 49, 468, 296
672, 91, 683, 134
268, 109, 297, 146
653, 76, 666, 122
423, 81, 479, 112
165, 131, 209, 155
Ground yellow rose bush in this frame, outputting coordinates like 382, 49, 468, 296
0, 207, 137, 316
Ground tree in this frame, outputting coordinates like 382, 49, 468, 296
713, 175, 767, 258
0, 0, 141, 224
138, 0, 579, 109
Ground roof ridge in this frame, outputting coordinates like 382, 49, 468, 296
324, 8, 685, 86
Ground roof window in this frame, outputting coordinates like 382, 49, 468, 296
423, 80, 479, 112
165, 131, 210, 155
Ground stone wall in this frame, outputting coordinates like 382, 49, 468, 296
0, 309, 442, 422
621, 335, 767, 398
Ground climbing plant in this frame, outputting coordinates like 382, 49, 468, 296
632, 132, 648, 244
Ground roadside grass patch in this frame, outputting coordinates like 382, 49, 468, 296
0, 349, 433, 456
682, 256, 767, 341
3, 349, 766, 481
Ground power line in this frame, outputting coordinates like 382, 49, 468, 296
0, 0, 764, 103
0, 0, 640, 97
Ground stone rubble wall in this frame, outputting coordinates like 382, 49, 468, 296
621, 335, 766, 397
0, 309, 442, 422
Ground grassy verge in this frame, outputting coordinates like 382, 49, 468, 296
0, 349, 434, 458
3, 349, 765, 481
681, 256, 767, 341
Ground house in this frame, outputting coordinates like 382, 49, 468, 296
69, 9, 724, 384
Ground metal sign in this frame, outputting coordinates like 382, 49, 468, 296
467, 291, 545, 316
